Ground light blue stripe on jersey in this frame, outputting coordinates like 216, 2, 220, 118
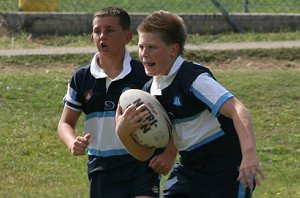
238, 181, 246, 198
64, 86, 82, 106
67, 85, 78, 102
190, 72, 234, 117
70, 89, 77, 101
237, 167, 254, 198
211, 92, 234, 116
191, 86, 233, 117
171, 109, 224, 151
185, 130, 225, 151
88, 148, 128, 157
190, 85, 213, 109
86, 111, 115, 121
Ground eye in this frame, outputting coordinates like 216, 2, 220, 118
138, 45, 144, 51
106, 28, 114, 33
93, 28, 101, 34
149, 45, 156, 49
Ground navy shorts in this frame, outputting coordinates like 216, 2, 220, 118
163, 163, 255, 198
89, 160, 160, 198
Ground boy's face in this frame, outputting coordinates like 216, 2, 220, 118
138, 32, 179, 77
92, 16, 131, 56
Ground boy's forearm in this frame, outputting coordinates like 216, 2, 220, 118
57, 122, 76, 150
119, 134, 155, 161
232, 106, 257, 155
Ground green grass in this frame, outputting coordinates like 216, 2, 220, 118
1, 0, 300, 13
0, 50, 299, 197
0, 72, 89, 197
1, 48, 300, 67
1, 31, 300, 50
216, 70, 300, 198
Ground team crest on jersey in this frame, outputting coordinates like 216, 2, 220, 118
173, 96, 182, 107
152, 185, 159, 194
104, 101, 115, 110
84, 90, 93, 102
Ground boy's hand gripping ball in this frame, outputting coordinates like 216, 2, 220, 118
119, 89, 172, 148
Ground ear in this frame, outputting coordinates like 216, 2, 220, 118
170, 43, 180, 57
90, 33, 93, 41
124, 32, 133, 44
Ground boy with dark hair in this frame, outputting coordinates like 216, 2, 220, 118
58, 7, 176, 198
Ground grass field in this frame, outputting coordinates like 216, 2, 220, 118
0, 46, 300, 197
1, 0, 300, 196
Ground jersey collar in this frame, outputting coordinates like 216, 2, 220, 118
151, 56, 184, 95
90, 49, 132, 80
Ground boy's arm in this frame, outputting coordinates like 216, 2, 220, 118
115, 104, 155, 161
57, 106, 90, 155
149, 137, 177, 175
219, 97, 265, 188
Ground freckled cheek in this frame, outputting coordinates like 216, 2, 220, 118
138, 51, 143, 60
150, 51, 162, 62
92, 34, 99, 43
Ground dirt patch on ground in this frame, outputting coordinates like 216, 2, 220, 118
0, 63, 77, 74
206, 57, 300, 72
0, 57, 299, 74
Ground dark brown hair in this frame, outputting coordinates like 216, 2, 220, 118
93, 7, 131, 31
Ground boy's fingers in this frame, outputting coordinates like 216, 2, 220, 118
84, 133, 91, 141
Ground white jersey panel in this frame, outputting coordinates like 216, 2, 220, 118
173, 109, 224, 151
191, 72, 233, 116
84, 112, 128, 157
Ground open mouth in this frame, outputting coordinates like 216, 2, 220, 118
143, 62, 155, 67
100, 43, 108, 51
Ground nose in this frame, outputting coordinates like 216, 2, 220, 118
99, 32, 105, 39
95, 31, 107, 40
139, 47, 148, 58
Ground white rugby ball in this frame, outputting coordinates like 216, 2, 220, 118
119, 89, 172, 148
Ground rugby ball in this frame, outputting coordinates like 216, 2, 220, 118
119, 89, 172, 148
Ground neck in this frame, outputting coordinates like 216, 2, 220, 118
97, 54, 124, 79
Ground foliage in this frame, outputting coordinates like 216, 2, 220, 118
1, 48, 300, 69
1, 0, 300, 13
1, 32, 300, 49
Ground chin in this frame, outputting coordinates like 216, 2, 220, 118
145, 71, 154, 77
145, 68, 156, 77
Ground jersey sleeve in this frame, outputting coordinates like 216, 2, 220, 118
63, 72, 84, 112
190, 72, 234, 117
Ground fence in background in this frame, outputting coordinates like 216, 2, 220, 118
0, 0, 300, 14
1, 0, 300, 35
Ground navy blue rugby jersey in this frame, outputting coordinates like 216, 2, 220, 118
64, 51, 150, 157
143, 57, 242, 169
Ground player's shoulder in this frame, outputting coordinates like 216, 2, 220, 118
130, 58, 150, 81
72, 63, 91, 76
74, 63, 91, 72
130, 58, 144, 69
182, 61, 210, 72
179, 61, 214, 79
